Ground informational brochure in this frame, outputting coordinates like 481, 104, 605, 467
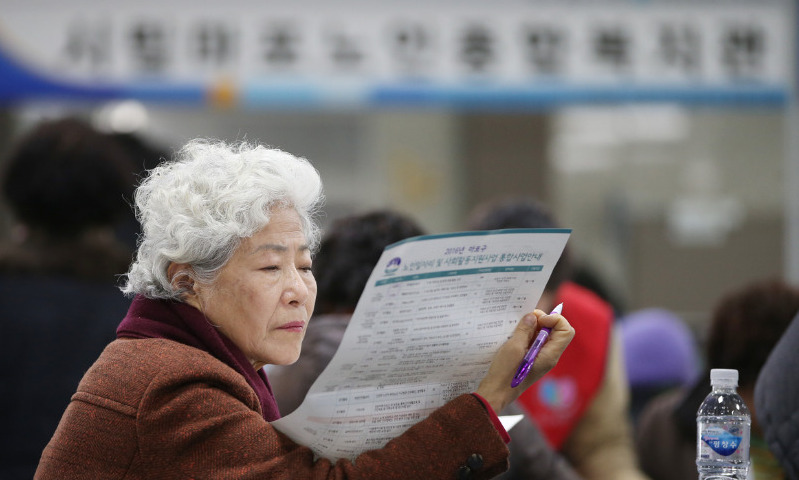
271, 228, 571, 461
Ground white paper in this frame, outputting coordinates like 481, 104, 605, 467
271, 228, 570, 461
499, 414, 525, 432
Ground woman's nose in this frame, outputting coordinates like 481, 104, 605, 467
283, 268, 310, 306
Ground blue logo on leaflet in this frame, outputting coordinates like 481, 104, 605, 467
701, 427, 742, 456
385, 257, 401, 275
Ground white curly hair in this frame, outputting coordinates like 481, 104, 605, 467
121, 138, 324, 300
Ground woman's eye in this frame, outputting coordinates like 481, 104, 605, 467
261, 266, 280, 271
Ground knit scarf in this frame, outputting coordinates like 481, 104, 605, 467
116, 294, 281, 421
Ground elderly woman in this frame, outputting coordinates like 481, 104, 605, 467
35, 139, 574, 479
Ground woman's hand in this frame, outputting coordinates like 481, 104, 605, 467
476, 309, 575, 413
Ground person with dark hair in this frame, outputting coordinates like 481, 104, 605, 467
755, 311, 799, 480
468, 197, 573, 291
270, 209, 427, 414
103, 131, 168, 250
313, 210, 426, 316
571, 262, 626, 317
468, 196, 650, 480
635, 278, 799, 480
0, 117, 137, 479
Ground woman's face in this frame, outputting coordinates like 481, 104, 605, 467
190, 207, 317, 370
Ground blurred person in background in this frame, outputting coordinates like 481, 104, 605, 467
755, 311, 799, 480
0, 118, 137, 479
35, 139, 575, 479
570, 262, 626, 318
103, 130, 168, 250
468, 197, 651, 480
635, 278, 799, 480
270, 209, 427, 414
618, 308, 701, 424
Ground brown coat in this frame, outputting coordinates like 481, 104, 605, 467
36, 338, 509, 479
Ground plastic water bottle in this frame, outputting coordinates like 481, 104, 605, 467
696, 369, 751, 480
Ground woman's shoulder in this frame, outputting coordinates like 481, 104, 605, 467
101, 338, 246, 381
104, 337, 215, 360
79, 339, 255, 410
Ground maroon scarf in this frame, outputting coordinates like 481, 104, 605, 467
116, 295, 281, 421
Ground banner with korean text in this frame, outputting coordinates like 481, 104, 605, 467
0, 0, 791, 108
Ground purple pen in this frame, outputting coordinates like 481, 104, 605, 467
511, 303, 563, 388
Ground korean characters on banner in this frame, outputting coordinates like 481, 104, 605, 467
0, 2, 789, 99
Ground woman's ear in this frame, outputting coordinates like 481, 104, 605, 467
167, 262, 200, 307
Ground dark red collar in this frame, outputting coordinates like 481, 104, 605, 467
117, 295, 281, 421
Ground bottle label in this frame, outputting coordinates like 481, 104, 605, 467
700, 426, 743, 456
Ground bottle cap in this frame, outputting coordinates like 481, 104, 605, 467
710, 368, 738, 387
